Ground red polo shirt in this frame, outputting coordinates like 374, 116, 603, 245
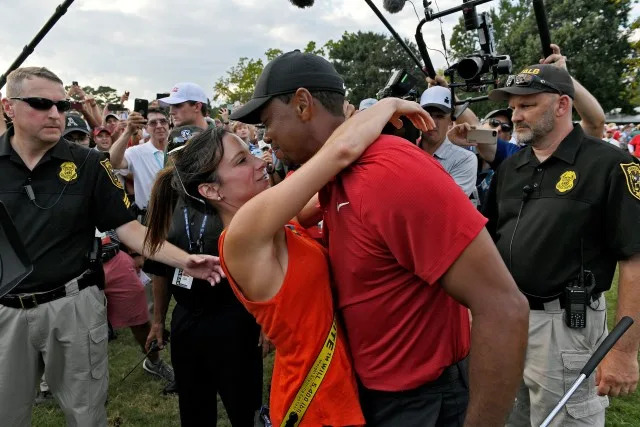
319, 134, 487, 391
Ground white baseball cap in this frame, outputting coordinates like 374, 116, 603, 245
159, 82, 208, 105
419, 86, 453, 113
358, 98, 377, 110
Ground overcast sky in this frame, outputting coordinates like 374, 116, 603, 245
1, 0, 638, 107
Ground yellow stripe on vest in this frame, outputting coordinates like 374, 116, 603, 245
282, 316, 338, 427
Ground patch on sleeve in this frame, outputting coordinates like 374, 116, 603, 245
100, 158, 124, 190
620, 162, 640, 201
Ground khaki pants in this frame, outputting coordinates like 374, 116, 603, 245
507, 295, 609, 427
0, 283, 109, 427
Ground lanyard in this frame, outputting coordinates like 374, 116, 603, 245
183, 207, 208, 253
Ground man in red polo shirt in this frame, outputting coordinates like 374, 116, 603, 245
231, 50, 529, 426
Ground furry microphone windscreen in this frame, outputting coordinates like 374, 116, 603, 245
289, 0, 315, 7
382, 0, 406, 14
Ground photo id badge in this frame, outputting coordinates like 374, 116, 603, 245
172, 268, 193, 290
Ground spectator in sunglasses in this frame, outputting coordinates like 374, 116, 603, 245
482, 109, 513, 143
63, 112, 91, 147
109, 108, 170, 213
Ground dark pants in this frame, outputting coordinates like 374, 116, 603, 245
358, 357, 469, 427
171, 303, 263, 427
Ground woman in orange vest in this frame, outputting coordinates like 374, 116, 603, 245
145, 98, 433, 426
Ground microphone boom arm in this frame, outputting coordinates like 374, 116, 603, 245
363, 0, 429, 77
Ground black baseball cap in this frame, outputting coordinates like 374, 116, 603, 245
489, 64, 575, 102
230, 50, 346, 124
63, 113, 90, 136
483, 108, 513, 124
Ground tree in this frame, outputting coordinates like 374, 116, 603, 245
325, 31, 426, 104
65, 85, 120, 107
449, 0, 637, 116
213, 41, 325, 104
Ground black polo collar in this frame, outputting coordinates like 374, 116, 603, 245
0, 126, 74, 162
515, 124, 583, 169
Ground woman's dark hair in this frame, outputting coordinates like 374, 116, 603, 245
144, 127, 228, 255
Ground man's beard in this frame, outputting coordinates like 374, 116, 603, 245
514, 108, 555, 146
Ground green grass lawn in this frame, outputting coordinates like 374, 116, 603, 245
33, 273, 639, 426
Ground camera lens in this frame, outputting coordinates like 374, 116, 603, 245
458, 57, 484, 81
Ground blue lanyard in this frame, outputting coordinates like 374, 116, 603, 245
183, 207, 208, 253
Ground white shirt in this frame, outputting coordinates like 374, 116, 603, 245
124, 141, 165, 209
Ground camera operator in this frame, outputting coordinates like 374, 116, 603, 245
483, 63, 640, 427
448, 45, 606, 170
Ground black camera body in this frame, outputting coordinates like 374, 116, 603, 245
451, 3, 512, 87
376, 69, 421, 144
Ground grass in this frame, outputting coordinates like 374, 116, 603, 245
33, 273, 639, 426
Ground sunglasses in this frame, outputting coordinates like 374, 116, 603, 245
505, 73, 562, 95
487, 118, 512, 132
148, 119, 168, 127
11, 97, 71, 112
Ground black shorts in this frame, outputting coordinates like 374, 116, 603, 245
358, 357, 469, 427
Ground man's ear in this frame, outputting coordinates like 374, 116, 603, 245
556, 95, 572, 117
1, 98, 15, 120
198, 182, 221, 201
292, 88, 314, 122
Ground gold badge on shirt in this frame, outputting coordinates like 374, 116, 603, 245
555, 170, 578, 194
58, 161, 78, 184
620, 162, 640, 201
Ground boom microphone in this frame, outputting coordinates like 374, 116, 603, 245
288, 0, 315, 7
532, 0, 553, 58
383, 0, 407, 14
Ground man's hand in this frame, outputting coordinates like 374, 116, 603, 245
448, 123, 477, 147
120, 91, 130, 104
258, 330, 275, 358
146, 322, 166, 351
426, 74, 449, 88
184, 254, 226, 286
596, 348, 640, 397
126, 111, 146, 134
540, 44, 567, 70
219, 108, 230, 123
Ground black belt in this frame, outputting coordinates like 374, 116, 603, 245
0, 271, 99, 309
102, 247, 119, 263
528, 292, 602, 311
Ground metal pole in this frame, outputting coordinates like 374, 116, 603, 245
363, 0, 428, 77
539, 317, 634, 427
0, 0, 75, 90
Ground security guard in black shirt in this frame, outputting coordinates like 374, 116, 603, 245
145, 201, 263, 426
0, 67, 224, 427
484, 64, 640, 427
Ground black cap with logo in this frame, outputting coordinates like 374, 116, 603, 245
489, 64, 575, 102
229, 50, 346, 124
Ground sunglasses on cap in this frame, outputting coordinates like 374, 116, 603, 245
10, 97, 71, 112
487, 118, 512, 132
505, 73, 562, 95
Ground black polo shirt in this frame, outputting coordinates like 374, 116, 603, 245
484, 125, 640, 301
145, 201, 243, 312
0, 127, 134, 293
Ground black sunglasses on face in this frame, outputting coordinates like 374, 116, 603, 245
10, 97, 71, 112
487, 118, 512, 132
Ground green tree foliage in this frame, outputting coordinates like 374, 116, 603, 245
213, 41, 325, 104
449, 0, 637, 116
325, 31, 426, 104
65, 85, 120, 107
